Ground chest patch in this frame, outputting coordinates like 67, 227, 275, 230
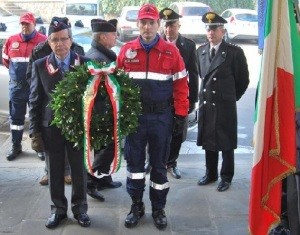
125, 48, 137, 59
11, 42, 20, 49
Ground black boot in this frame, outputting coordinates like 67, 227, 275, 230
6, 144, 22, 161
152, 209, 167, 230
124, 199, 145, 228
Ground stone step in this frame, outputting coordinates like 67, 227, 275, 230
2, 2, 28, 16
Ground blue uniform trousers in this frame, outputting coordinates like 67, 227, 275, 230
125, 109, 173, 210
9, 79, 29, 145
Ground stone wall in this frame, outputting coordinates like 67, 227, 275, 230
1, 1, 65, 22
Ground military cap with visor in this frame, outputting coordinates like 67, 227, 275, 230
159, 8, 182, 22
202, 12, 227, 31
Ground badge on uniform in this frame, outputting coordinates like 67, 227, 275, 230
125, 48, 137, 59
12, 42, 19, 49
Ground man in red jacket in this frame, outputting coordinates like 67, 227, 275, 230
117, 3, 189, 230
2, 12, 47, 161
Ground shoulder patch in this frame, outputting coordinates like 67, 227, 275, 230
199, 41, 209, 48
228, 42, 241, 48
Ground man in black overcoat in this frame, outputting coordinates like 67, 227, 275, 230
196, 12, 249, 192
29, 19, 91, 229
158, 8, 199, 179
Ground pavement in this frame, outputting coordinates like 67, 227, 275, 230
0, 116, 253, 235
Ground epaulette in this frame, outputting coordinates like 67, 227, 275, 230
184, 37, 196, 44
71, 42, 84, 56
199, 41, 209, 48
227, 42, 241, 48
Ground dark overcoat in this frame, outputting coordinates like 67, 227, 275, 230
162, 33, 199, 141
196, 40, 249, 151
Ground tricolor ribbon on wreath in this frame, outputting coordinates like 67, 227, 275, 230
82, 61, 121, 178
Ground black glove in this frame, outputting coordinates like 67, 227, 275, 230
31, 133, 45, 152
188, 102, 196, 114
173, 115, 186, 135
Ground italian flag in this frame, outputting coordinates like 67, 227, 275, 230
249, 0, 300, 234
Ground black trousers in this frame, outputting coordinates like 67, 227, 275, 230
43, 126, 87, 215
167, 117, 188, 168
87, 144, 114, 189
205, 149, 234, 183
167, 132, 183, 168
287, 174, 300, 235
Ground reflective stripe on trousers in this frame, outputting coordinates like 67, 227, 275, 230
10, 124, 24, 130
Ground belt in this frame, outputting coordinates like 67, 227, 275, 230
142, 100, 172, 113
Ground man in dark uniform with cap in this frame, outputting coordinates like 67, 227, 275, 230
158, 7, 199, 179
196, 12, 249, 192
29, 18, 91, 229
26, 16, 84, 187
85, 18, 122, 196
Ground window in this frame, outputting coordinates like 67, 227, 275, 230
66, 3, 97, 16
125, 10, 138, 22
182, 7, 209, 16
235, 14, 258, 22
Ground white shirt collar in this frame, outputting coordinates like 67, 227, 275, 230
210, 41, 222, 52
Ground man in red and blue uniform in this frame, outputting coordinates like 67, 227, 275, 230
116, 3, 189, 230
2, 12, 47, 161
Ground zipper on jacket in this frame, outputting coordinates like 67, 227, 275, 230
145, 52, 150, 79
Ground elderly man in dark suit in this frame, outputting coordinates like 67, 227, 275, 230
158, 8, 199, 179
29, 19, 91, 229
196, 12, 249, 192
27, 16, 84, 187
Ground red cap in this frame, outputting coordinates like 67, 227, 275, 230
138, 4, 159, 20
20, 12, 36, 24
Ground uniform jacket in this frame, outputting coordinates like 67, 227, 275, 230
26, 40, 85, 83
196, 40, 249, 151
116, 36, 189, 117
2, 31, 47, 82
162, 33, 199, 104
29, 51, 89, 135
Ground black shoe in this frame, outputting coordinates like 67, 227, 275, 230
45, 213, 67, 229
168, 166, 181, 179
217, 180, 231, 192
269, 224, 290, 235
74, 213, 91, 227
6, 145, 22, 161
87, 187, 105, 201
152, 209, 167, 230
197, 175, 218, 185
37, 152, 45, 161
98, 181, 122, 190
124, 201, 145, 228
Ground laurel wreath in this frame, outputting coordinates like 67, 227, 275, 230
50, 62, 141, 150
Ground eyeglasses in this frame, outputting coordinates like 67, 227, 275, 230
49, 37, 70, 43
